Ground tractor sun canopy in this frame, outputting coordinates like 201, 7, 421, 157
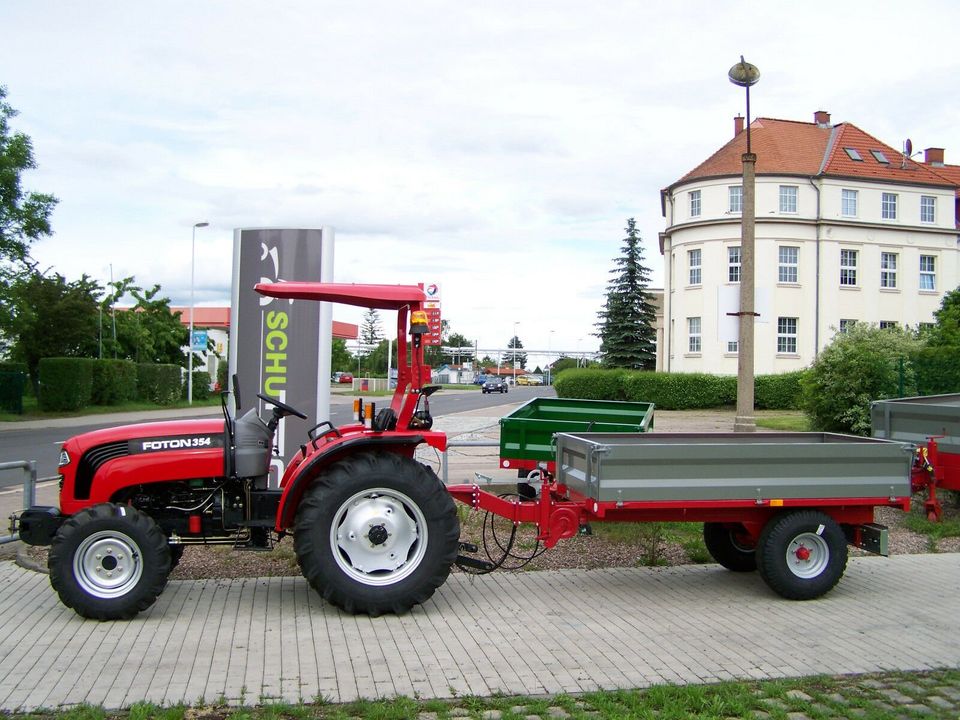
254, 282, 426, 310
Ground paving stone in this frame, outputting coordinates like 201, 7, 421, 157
904, 704, 933, 715
450, 710, 471, 717
751, 713, 770, 720
510, 706, 527, 715
417, 713, 439, 720
546, 707, 570, 719
524, 715, 543, 720
897, 682, 927, 695
879, 688, 915, 704
481, 710, 503, 720
825, 693, 849, 705
846, 709, 867, 718
935, 686, 960, 701
785, 713, 812, 720
925, 696, 955, 710
860, 679, 886, 689
785, 690, 813, 702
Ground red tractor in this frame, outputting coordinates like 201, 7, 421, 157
16, 283, 463, 620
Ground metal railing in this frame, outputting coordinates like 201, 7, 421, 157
439, 438, 499, 484
1, 460, 37, 544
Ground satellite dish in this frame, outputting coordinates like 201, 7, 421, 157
905, 138, 913, 156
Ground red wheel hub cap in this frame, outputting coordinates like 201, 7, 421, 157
794, 545, 811, 561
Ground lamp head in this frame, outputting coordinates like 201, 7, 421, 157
728, 56, 760, 87
194, 221, 210, 228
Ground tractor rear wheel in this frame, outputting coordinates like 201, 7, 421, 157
703, 522, 757, 572
48, 503, 171, 620
756, 511, 847, 600
294, 452, 459, 615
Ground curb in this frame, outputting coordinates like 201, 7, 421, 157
15, 544, 48, 574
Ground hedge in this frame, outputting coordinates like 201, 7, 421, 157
912, 347, 960, 396
183, 370, 212, 401
91, 359, 138, 405
555, 368, 805, 411
137, 363, 182, 405
0, 370, 27, 414
38, 358, 96, 411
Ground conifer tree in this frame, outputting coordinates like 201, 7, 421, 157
595, 218, 658, 369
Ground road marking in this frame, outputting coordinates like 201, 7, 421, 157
0, 479, 58, 496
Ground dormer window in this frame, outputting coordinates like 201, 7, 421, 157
870, 150, 889, 164
844, 148, 863, 161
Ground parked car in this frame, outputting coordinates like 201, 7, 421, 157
332, 371, 354, 384
482, 377, 508, 394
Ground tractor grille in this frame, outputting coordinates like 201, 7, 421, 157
75, 441, 129, 499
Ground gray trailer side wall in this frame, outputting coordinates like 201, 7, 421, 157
871, 393, 960, 456
556, 432, 913, 503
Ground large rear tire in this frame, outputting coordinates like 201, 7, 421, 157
48, 503, 172, 620
756, 511, 847, 600
294, 452, 460, 615
703, 522, 757, 572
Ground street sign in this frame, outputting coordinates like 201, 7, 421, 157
191, 329, 208, 352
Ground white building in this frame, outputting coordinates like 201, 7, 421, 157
659, 111, 960, 374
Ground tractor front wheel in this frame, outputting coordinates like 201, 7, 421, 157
294, 452, 459, 615
48, 503, 172, 620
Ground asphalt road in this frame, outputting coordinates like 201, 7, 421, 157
0, 385, 553, 487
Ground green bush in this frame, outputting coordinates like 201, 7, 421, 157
553, 368, 629, 400
136, 363, 182, 405
912, 346, 960, 396
623, 372, 736, 410
0, 370, 27, 413
755, 371, 805, 410
183, 370, 212, 401
801, 324, 921, 435
216, 360, 228, 393
91, 359, 138, 405
38, 358, 96, 411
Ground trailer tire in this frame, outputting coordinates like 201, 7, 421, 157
703, 522, 757, 572
294, 452, 460, 616
48, 503, 171, 620
756, 511, 847, 600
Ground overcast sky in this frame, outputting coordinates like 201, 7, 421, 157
3, 1, 959, 364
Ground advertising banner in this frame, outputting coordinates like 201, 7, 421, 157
229, 228, 334, 483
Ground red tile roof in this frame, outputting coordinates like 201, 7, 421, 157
669, 116, 954, 190
170, 306, 358, 339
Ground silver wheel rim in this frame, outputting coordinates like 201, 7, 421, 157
785, 531, 829, 579
73, 530, 143, 598
330, 487, 427, 586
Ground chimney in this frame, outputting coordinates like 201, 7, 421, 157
814, 110, 831, 127
924, 147, 945, 166
734, 114, 744, 137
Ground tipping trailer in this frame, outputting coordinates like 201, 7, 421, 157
871, 393, 960, 520
12, 282, 914, 619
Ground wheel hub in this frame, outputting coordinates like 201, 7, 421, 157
73, 531, 144, 598
785, 532, 829, 578
332, 489, 426, 585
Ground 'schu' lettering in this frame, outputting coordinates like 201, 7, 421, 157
263, 311, 289, 397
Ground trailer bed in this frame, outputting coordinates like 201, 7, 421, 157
871, 393, 960, 455
555, 432, 912, 503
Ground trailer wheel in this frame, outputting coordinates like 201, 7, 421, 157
702, 522, 757, 572
294, 452, 460, 615
756, 511, 847, 600
48, 503, 171, 620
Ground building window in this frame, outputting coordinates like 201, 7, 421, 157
840, 249, 858, 286
779, 185, 798, 213
880, 252, 898, 289
841, 189, 858, 217
870, 149, 889, 164
879, 321, 898, 330
778, 246, 799, 283
688, 249, 702, 285
844, 147, 863, 161
687, 317, 701, 353
921, 196, 936, 223
882, 192, 898, 220
727, 340, 738, 353
728, 246, 741, 283
777, 317, 798, 354
690, 190, 701, 218
920, 255, 936, 290
839, 319, 857, 333
728, 185, 742, 213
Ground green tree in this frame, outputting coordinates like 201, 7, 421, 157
926, 286, 960, 347
330, 338, 352, 373
550, 355, 580, 374
0, 86, 58, 267
444, 331, 474, 365
0, 266, 100, 390
360, 308, 383, 346
595, 218, 658, 369
801, 323, 922, 435
507, 335, 527, 370
104, 280, 189, 365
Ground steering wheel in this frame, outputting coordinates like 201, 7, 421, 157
256, 392, 308, 419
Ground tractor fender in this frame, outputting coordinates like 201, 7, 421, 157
274, 431, 445, 531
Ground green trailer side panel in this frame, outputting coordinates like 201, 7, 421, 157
556, 432, 913, 503
871, 393, 960, 456
500, 397, 655, 463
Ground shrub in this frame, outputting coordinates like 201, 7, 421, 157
623, 372, 736, 410
136, 363, 182, 405
183, 370, 212, 401
912, 346, 960, 396
91, 359, 138, 405
0, 368, 27, 414
801, 324, 921, 435
553, 368, 629, 400
38, 358, 96, 411
755, 371, 805, 410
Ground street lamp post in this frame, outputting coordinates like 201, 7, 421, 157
728, 56, 760, 433
512, 321, 519, 382
187, 221, 209, 405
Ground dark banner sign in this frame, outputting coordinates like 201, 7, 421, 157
229, 228, 334, 483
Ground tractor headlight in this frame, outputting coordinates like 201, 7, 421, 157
58, 449, 71, 467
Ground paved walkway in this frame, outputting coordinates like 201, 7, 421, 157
1, 554, 958, 711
